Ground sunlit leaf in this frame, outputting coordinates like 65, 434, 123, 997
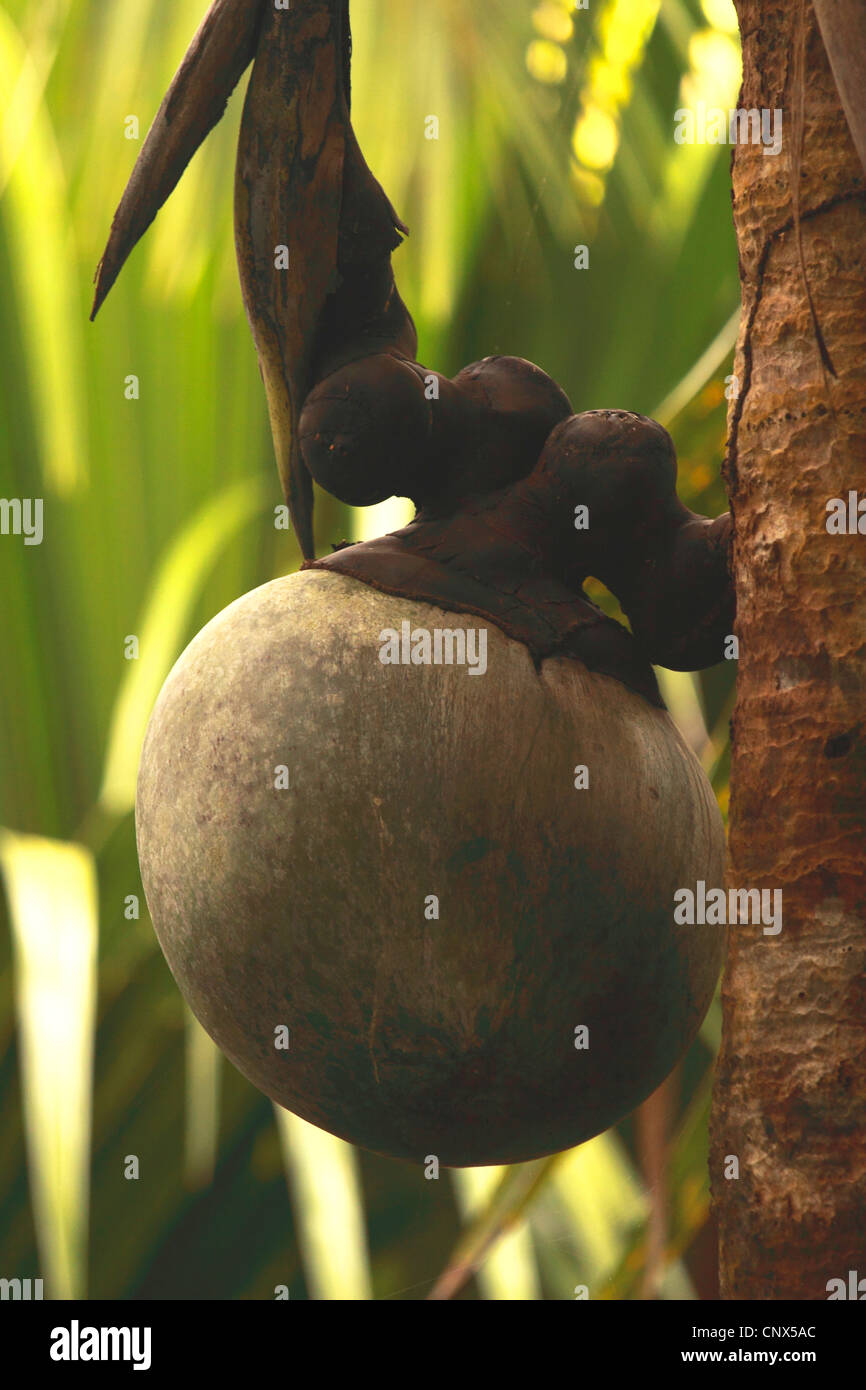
451, 1166, 542, 1299
430, 1157, 557, 1300
99, 475, 270, 817
351, 495, 414, 543
274, 1107, 372, 1301
652, 306, 740, 427
545, 1132, 647, 1285
656, 667, 709, 755
699, 990, 722, 1052
183, 1006, 221, 1190
0, 5, 86, 493
606, 1067, 715, 1298
0, 829, 98, 1299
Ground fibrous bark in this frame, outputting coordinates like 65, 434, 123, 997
711, 0, 866, 1300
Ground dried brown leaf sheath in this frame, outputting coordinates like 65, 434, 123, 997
92, 0, 401, 560
234, 3, 347, 561
91, 0, 262, 320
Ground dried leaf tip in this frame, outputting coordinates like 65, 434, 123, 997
90, 0, 262, 320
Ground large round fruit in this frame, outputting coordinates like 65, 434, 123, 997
136, 569, 725, 1166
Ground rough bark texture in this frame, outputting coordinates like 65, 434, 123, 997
710, 0, 866, 1299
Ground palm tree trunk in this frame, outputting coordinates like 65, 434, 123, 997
710, 0, 866, 1299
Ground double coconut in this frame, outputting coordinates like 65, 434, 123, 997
95, 0, 732, 1166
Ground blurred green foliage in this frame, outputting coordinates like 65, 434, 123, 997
0, 0, 739, 1299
